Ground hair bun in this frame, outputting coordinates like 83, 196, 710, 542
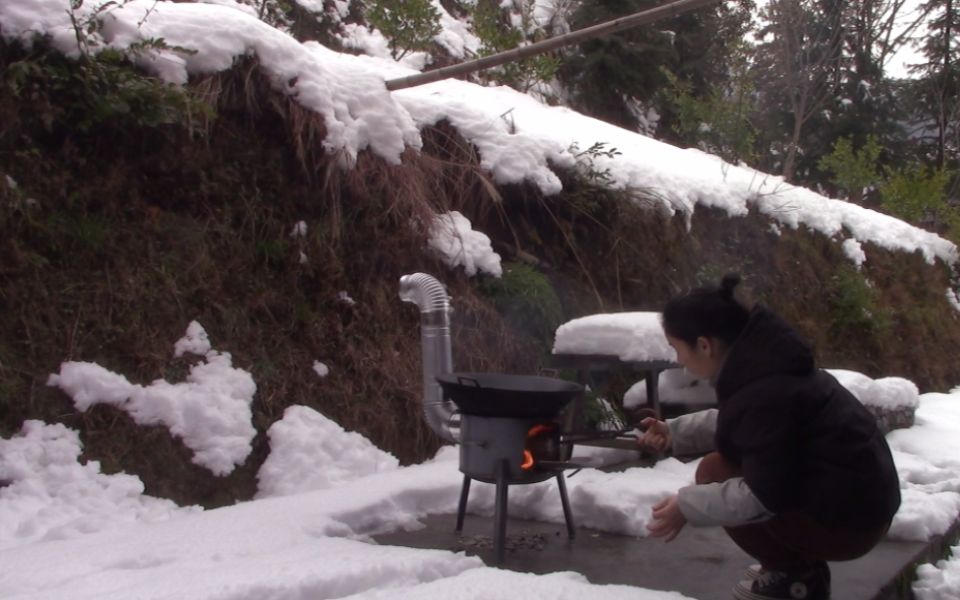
719, 273, 741, 300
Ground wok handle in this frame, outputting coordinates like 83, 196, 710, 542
456, 376, 481, 388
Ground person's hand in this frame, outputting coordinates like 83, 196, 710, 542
636, 417, 671, 454
647, 494, 687, 542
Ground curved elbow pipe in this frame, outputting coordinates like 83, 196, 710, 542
400, 273, 459, 443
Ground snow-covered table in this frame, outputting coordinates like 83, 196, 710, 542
551, 312, 680, 447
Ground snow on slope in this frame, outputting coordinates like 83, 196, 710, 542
0, 0, 955, 268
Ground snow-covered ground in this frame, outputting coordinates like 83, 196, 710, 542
2, 320, 960, 599
2, 1, 959, 598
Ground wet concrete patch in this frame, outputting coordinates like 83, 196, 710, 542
374, 512, 935, 599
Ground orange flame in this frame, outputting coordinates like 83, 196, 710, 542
521, 450, 535, 470
521, 423, 556, 471
527, 423, 555, 438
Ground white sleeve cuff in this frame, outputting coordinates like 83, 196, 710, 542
676, 478, 774, 527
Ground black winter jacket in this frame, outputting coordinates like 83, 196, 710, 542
714, 305, 901, 530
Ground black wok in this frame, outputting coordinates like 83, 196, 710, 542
436, 372, 584, 418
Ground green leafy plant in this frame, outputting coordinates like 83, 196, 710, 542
818, 135, 958, 243
479, 261, 563, 350
256, 0, 293, 28
879, 163, 955, 239
660, 44, 758, 165
569, 141, 622, 187
472, 0, 560, 93
581, 392, 627, 431
827, 266, 891, 341
817, 135, 883, 204
364, 0, 441, 59
560, 141, 624, 216
54, 0, 210, 134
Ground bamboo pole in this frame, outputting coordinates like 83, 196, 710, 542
385, 0, 722, 91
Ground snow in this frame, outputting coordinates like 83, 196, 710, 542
888, 391, 960, 473
624, 368, 715, 409
1, 0, 954, 268
1, 0, 423, 166
915, 544, 960, 600
556, 312, 920, 412
428, 210, 503, 277
2, 1, 960, 597
339, 22, 432, 71
432, 0, 481, 59
256, 405, 399, 499
624, 366, 919, 412
350, 569, 694, 600
312, 360, 330, 377
290, 220, 308, 237
4, 317, 960, 597
395, 78, 957, 265
947, 288, 960, 313
828, 370, 920, 411
842, 237, 867, 268
173, 320, 212, 357
3, 384, 960, 598
553, 311, 674, 363
47, 322, 257, 476
320, 0, 479, 62
0, 421, 197, 551
0, 426, 698, 600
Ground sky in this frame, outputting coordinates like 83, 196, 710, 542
1, 0, 960, 598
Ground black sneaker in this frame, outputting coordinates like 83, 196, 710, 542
742, 562, 830, 587
732, 562, 830, 600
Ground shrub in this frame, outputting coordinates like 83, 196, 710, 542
827, 266, 891, 342
879, 163, 955, 239
479, 262, 563, 350
471, 0, 560, 93
817, 135, 883, 204
659, 42, 757, 165
364, 0, 442, 59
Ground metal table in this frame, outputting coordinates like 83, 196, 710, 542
549, 353, 680, 450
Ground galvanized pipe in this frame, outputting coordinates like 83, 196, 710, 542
399, 273, 459, 442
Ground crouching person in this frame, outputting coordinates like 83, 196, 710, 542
639, 275, 900, 600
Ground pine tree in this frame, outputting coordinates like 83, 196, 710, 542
802, 1, 923, 192
751, 0, 845, 182
909, 0, 959, 169
556, 0, 751, 134
557, 0, 676, 131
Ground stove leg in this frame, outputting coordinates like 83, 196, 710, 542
455, 475, 471, 532
493, 459, 509, 565
556, 473, 575, 539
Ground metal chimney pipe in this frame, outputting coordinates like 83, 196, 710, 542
399, 273, 459, 443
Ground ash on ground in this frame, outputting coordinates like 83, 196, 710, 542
454, 529, 565, 554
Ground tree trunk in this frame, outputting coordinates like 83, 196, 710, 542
937, 0, 953, 168
782, 114, 804, 183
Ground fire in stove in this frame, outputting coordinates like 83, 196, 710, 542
522, 423, 559, 472
401, 273, 587, 565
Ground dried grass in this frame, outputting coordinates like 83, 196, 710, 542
4, 43, 960, 511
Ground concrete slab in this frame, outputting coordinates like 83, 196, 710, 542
374, 512, 946, 599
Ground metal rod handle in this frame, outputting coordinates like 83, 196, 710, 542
385, 0, 722, 91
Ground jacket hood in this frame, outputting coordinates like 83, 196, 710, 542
714, 305, 815, 400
